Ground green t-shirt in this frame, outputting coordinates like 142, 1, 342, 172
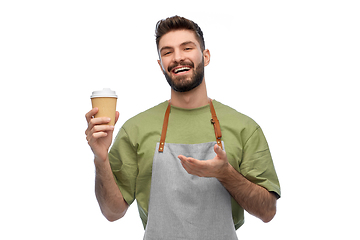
109, 100, 281, 229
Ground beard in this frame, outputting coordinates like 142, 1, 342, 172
163, 58, 205, 93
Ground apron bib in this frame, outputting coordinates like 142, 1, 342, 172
143, 101, 238, 240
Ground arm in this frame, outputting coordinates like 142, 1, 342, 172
217, 162, 277, 223
178, 144, 277, 223
94, 156, 129, 222
85, 108, 129, 221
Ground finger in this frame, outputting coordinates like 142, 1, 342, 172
93, 131, 108, 138
88, 117, 111, 129
92, 124, 114, 134
85, 108, 99, 123
179, 158, 195, 174
114, 111, 120, 125
87, 132, 108, 143
178, 155, 195, 165
178, 155, 192, 168
178, 156, 204, 169
86, 121, 113, 138
85, 117, 111, 135
178, 155, 187, 162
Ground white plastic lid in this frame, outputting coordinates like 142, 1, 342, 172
90, 88, 117, 98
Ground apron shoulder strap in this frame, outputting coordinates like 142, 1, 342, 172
210, 100, 223, 150
159, 102, 171, 152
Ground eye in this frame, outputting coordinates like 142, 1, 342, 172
162, 51, 172, 56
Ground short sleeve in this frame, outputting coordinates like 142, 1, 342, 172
108, 127, 138, 205
240, 127, 281, 198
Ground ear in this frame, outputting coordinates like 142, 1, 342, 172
203, 49, 210, 66
157, 59, 165, 74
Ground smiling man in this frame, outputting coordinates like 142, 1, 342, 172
85, 16, 281, 239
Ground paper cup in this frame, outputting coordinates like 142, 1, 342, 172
90, 88, 117, 126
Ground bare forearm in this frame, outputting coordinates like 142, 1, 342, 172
95, 156, 128, 221
218, 163, 277, 223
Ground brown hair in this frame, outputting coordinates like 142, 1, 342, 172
155, 16, 205, 52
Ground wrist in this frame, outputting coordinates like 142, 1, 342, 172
94, 155, 109, 166
216, 162, 233, 182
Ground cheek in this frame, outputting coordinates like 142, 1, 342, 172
192, 54, 204, 66
160, 59, 170, 72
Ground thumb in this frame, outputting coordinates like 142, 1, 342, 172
214, 144, 226, 158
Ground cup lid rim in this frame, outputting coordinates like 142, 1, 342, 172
90, 88, 117, 98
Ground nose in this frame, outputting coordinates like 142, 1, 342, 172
173, 49, 185, 63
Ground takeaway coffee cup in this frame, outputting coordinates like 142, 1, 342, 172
90, 88, 117, 126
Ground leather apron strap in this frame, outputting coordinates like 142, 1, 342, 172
209, 100, 223, 150
158, 103, 171, 152
158, 99, 223, 152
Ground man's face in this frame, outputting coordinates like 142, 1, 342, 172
157, 30, 210, 92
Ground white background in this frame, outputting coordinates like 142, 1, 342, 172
1, 0, 359, 239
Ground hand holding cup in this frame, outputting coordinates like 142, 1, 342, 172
85, 88, 119, 161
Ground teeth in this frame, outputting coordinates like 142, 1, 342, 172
174, 67, 190, 73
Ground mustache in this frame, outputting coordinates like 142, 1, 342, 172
168, 60, 194, 72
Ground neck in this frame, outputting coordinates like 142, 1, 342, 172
170, 79, 209, 109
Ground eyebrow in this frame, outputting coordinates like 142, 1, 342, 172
159, 41, 197, 53
180, 41, 197, 47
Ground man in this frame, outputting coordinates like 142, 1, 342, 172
85, 16, 280, 239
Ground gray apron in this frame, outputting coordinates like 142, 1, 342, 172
143, 101, 238, 240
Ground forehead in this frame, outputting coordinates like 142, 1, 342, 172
158, 29, 201, 49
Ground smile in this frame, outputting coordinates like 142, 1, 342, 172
172, 66, 191, 74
